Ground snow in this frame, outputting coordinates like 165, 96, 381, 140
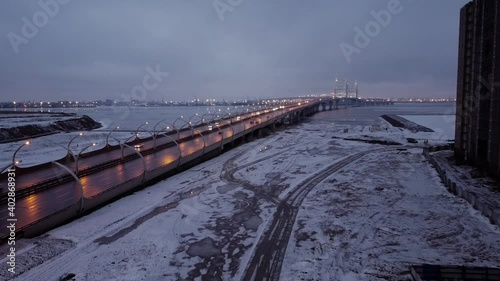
280, 148, 500, 281
0, 105, 249, 169
1, 106, 240, 131
5, 103, 500, 281
0, 131, 134, 170
400, 114, 456, 140
0, 113, 77, 129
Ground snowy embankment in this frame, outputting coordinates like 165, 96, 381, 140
400, 114, 456, 141
3, 112, 499, 281
0, 113, 101, 143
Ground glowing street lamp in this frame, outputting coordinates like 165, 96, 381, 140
200, 112, 212, 125
178, 122, 194, 140
153, 125, 176, 149
135, 122, 149, 139
173, 116, 193, 140
68, 132, 84, 150
173, 116, 185, 129
153, 119, 178, 143
153, 119, 173, 133
188, 114, 202, 126
12, 141, 30, 168
106, 126, 120, 147
75, 143, 97, 173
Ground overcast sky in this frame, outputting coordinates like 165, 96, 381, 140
0, 0, 470, 102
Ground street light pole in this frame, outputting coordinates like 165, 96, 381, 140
200, 112, 212, 125
135, 122, 149, 140
152, 132, 182, 161
178, 122, 194, 140
111, 136, 147, 183
105, 126, 120, 147
174, 116, 193, 140
68, 132, 84, 151
153, 127, 172, 149
153, 119, 178, 145
153, 119, 175, 133
75, 143, 97, 173
12, 140, 30, 168
194, 129, 206, 155
51, 161, 84, 213
188, 113, 201, 126
172, 116, 185, 129
110, 137, 127, 160
51, 142, 77, 162
1, 163, 12, 174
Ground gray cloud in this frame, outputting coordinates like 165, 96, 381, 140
0, 0, 470, 101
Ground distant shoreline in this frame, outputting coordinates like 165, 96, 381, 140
0, 110, 75, 116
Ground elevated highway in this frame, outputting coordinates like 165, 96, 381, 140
0, 96, 393, 240
0, 100, 320, 240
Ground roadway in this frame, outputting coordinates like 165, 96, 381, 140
0, 107, 277, 196
0, 103, 311, 239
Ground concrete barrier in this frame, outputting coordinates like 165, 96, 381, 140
467, 191, 476, 207
85, 176, 145, 210
222, 137, 232, 146
145, 161, 179, 182
205, 142, 222, 156
483, 205, 493, 219
179, 150, 204, 166
233, 131, 247, 140
22, 204, 80, 238
493, 209, 500, 225
456, 184, 463, 197
423, 146, 499, 227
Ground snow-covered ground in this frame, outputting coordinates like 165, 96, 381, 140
0, 113, 77, 129
2, 106, 243, 131
0, 105, 257, 170
0, 131, 136, 170
280, 147, 500, 281
3, 105, 499, 281
400, 114, 456, 141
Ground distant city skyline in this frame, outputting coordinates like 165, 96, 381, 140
1, 1, 469, 101
0, 96, 456, 108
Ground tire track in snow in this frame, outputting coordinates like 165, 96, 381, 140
241, 147, 397, 281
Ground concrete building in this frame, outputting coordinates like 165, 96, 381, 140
455, 0, 500, 178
